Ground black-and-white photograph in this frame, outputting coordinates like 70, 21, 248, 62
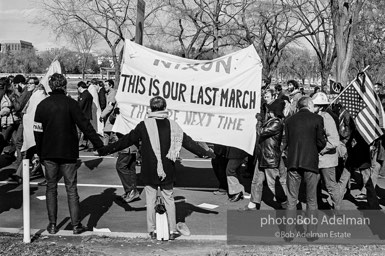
1, 0, 385, 255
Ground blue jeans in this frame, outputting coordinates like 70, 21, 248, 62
44, 160, 80, 226
287, 169, 319, 210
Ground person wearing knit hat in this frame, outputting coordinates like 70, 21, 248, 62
241, 97, 287, 211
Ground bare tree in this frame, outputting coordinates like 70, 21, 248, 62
291, 0, 336, 87
163, 0, 241, 59
65, 26, 99, 80
331, 0, 366, 85
278, 47, 317, 85
349, 0, 385, 82
230, 0, 318, 85
39, 0, 166, 84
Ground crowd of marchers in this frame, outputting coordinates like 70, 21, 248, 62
213, 80, 384, 213
1, 74, 384, 240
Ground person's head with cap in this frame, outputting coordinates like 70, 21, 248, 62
311, 92, 329, 113
49, 73, 67, 93
267, 99, 285, 119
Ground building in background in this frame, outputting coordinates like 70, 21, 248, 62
0, 40, 34, 53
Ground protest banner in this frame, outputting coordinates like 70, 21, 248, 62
113, 41, 262, 154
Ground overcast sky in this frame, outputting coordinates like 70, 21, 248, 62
0, 0, 72, 51
0, 0, 311, 55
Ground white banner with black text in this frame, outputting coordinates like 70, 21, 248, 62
112, 41, 262, 154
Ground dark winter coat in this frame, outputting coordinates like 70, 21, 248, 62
276, 91, 290, 103
98, 87, 107, 111
78, 89, 93, 121
346, 129, 371, 170
98, 118, 209, 186
285, 108, 326, 173
34, 90, 103, 162
258, 117, 283, 168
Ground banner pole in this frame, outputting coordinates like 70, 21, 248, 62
22, 159, 30, 243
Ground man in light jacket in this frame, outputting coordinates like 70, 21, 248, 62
99, 79, 117, 145
312, 92, 346, 211
287, 79, 302, 116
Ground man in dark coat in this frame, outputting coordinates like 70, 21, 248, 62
34, 73, 104, 235
97, 96, 215, 240
97, 81, 107, 111
285, 96, 326, 210
77, 81, 93, 149
274, 84, 290, 103
77, 81, 93, 121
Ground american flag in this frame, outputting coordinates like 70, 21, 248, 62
337, 73, 385, 144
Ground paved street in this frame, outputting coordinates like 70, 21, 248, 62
1, 149, 385, 237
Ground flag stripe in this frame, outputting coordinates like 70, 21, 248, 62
337, 72, 384, 144
356, 119, 374, 144
361, 108, 382, 135
352, 81, 377, 114
366, 77, 385, 128
358, 111, 377, 138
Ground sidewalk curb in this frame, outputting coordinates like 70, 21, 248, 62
0, 227, 227, 241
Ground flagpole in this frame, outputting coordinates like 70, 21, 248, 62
328, 65, 370, 106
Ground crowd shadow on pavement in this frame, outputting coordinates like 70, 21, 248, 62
173, 161, 218, 188
174, 196, 218, 223
0, 168, 15, 181
83, 158, 103, 171
0, 182, 38, 214
63, 188, 145, 231
113, 189, 146, 212
375, 185, 385, 206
